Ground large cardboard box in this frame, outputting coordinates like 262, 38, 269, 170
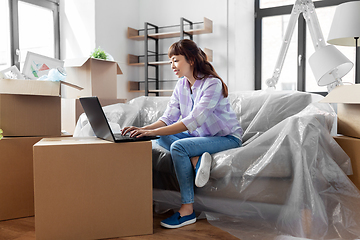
33, 137, 153, 240
321, 84, 360, 138
0, 136, 43, 221
63, 57, 122, 99
0, 79, 61, 137
334, 136, 360, 190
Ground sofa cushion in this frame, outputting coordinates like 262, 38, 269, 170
228, 90, 316, 143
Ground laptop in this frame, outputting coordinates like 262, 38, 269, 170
79, 96, 159, 143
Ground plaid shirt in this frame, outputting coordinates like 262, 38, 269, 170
159, 76, 243, 140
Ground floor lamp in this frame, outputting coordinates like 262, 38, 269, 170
328, 1, 360, 84
267, 0, 353, 92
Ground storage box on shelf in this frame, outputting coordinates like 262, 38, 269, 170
33, 137, 153, 240
127, 17, 213, 95
322, 84, 360, 190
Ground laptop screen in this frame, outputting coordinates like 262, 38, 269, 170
79, 96, 115, 142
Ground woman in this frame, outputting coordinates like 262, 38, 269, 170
122, 39, 243, 229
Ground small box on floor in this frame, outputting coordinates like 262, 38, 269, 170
33, 137, 153, 240
0, 136, 43, 221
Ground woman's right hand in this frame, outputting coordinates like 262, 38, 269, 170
121, 126, 141, 136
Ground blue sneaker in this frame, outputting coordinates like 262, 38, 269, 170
160, 211, 196, 229
195, 152, 212, 187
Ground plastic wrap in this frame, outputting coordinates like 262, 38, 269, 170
74, 90, 360, 240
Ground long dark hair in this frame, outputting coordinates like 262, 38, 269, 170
168, 39, 228, 97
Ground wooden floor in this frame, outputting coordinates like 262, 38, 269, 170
0, 211, 240, 240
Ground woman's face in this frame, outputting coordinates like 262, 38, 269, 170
170, 55, 193, 80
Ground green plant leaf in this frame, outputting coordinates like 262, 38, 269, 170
90, 47, 108, 60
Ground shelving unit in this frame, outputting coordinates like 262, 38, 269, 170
127, 17, 213, 96
127, 18, 212, 41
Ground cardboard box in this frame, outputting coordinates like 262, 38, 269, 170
63, 57, 122, 99
33, 137, 153, 240
0, 78, 61, 137
61, 98, 126, 134
321, 84, 360, 138
334, 136, 360, 190
0, 78, 60, 96
0, 94, 61, 137
0, 136, 43, 221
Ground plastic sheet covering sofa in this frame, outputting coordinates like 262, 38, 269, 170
74, 90, 360, 240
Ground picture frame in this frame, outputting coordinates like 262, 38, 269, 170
0, 66, 25, 80
22, 52, 64, 80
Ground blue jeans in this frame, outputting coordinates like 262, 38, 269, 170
157, 132, 242, 204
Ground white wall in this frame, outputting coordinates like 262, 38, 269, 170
59, 0, 97, 133
94, 0, 140, 100
60, 0, 96, 59
60, 0, 254, 101
228, 0, 254, 91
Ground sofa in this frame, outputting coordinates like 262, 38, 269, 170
74, 90, 360, 240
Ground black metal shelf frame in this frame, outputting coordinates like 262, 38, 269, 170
142, 18, 195, 96
144, 22, 159, 96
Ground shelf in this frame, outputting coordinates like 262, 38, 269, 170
149, 89, 174, 93
127, 17, 212, 95
127, 54, 171, 66
127, 18, 212, 41
127, 48, 213, 66
127, 81, 173, 93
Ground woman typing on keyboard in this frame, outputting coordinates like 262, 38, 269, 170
121, 39, 243, 229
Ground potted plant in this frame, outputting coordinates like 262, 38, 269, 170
90, 47, 113, 61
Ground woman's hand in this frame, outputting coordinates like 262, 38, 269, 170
121, 126, 157, 138
121, 121, 186, 138
127, 128, 157, 138
121, 126, 140, 136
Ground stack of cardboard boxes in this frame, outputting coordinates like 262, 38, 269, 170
0, 79, 61, 221
0, 58, 124, 221
1, 59, 153, 239
322, 84, 360, 190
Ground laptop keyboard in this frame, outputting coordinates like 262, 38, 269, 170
113, 133, 136, 140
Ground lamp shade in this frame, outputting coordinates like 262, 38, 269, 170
327, 1, 360, 46
309, 45, 353, 86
